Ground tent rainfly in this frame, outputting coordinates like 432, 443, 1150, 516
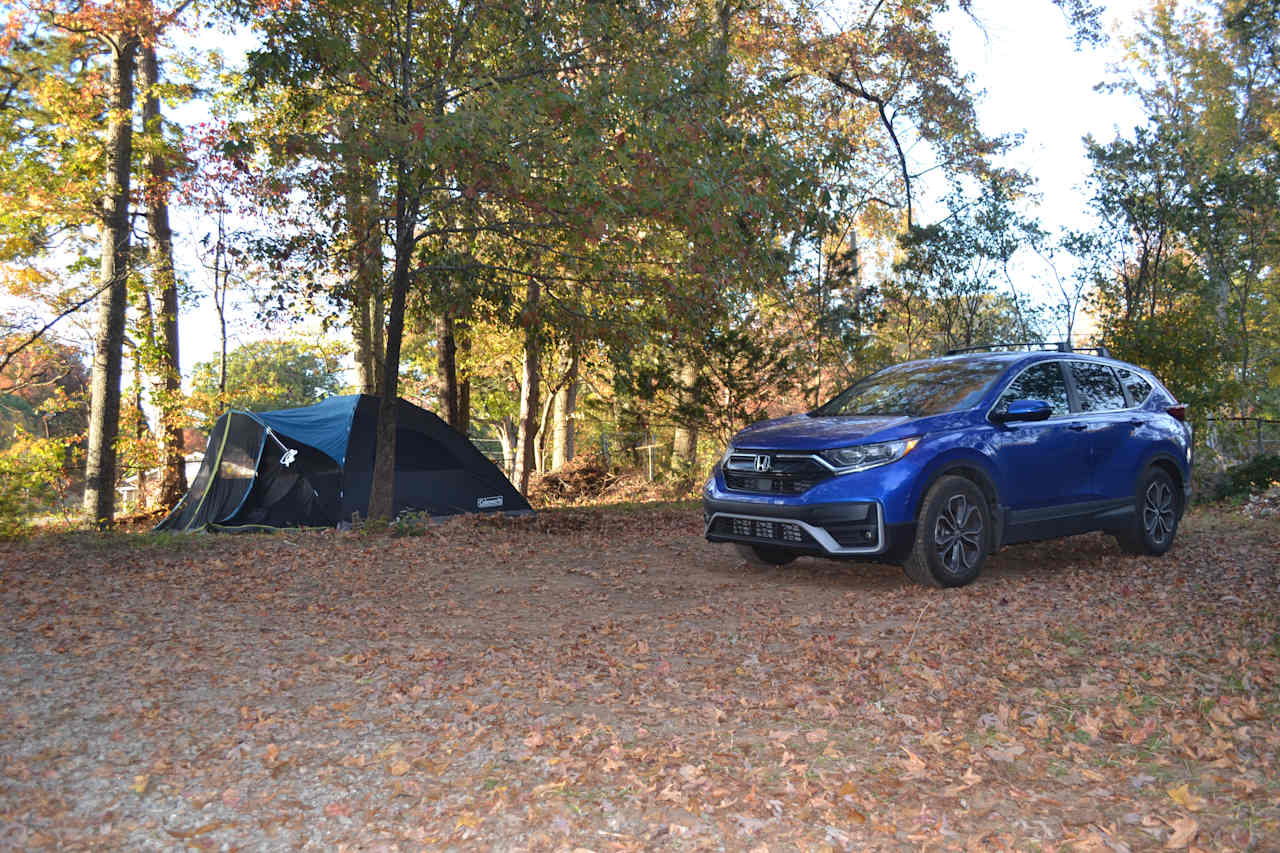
156, 395, 532, 531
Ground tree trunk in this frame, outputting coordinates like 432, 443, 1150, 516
367, 175, 421, 520
512, 280, 541, 494
456, 330, 470, 436
495, 415, 517, 479
550, 350, 578, 470
83, 35, 139, 527
671, 360, 699, 473
437, 312, 461, 427
140, 44, 186, 510
347, 156, 384, 394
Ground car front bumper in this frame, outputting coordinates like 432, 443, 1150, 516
703, 494, 915, 561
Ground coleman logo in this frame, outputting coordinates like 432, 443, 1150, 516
477, 496, 504, 509
754, 455, 772, 473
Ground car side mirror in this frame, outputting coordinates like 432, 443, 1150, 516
991, 398, 1053, 424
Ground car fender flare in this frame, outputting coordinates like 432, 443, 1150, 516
912, 449, 1005, 547
1134, 448, 1190, 504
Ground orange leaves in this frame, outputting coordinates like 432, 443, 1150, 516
1165, 783, 1208, 812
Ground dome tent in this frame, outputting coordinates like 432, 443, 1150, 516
156, 395, 532, 531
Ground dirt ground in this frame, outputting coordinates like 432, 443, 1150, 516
1, 504, 1277, 851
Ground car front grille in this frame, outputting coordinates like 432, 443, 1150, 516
710, 515, 816, 546
723, 453, 832, 495
707, 504, 882, 554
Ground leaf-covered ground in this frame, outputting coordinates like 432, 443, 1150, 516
1, 505, 1277, 851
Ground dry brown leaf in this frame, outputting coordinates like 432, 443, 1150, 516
1164, 816, 1198, 849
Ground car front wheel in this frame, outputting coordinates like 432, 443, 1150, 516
1115, 467, 1181, 556
903, 476, 990, 588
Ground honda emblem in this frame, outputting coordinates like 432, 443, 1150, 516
754, 455, 771, 473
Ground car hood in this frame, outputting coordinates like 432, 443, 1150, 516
731, 413, 913, 451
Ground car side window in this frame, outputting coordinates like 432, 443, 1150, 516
997, 362, 1070, 417
1115, 368, 1152, 406
1070, 361, 1128, 412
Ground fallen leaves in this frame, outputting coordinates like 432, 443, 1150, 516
0, 505, 1274, 850
1165, 783, 1208, 812
1164, 815, 1199, 848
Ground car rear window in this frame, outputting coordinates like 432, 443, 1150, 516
997, 361, 1070, 417
815, 358, 1009, 417
1115, 368, 1152, 405
1070, 361, 1128, 412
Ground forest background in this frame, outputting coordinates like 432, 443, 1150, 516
0, 0, 1277, 531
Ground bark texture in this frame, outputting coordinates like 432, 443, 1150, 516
512, 280, 541, 495
140, 44, 186, 509
671, 361, 699, 473
550, 348, 578, 470
83, 36, 139, 526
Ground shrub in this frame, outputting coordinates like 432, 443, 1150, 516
0, 431, 75, 538
1222, 454, 1280, 499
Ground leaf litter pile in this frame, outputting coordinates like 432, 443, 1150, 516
1, 506, 1277, 851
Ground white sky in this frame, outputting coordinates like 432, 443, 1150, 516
943, 0, 1147, 233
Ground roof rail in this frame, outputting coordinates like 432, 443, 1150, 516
944, 342, 1112, 358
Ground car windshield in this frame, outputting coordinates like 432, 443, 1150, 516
813, 358, 1009, 417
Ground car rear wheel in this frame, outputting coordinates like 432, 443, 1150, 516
734, 543, 797, 567
903, 476, 990, 588
1115, 467, 1180, 556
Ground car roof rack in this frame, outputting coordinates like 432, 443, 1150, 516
945, 342, 1111, 358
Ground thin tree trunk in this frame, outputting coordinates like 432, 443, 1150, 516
367, 0, 421, 520
456, 329, 470, 436
496, 415, 516, 478
345, 139, 384, 394
672, 360, 699, 472
83, 35, 139, 527
512, 279, 541, 494
551, 348, 579, 470
213, 211, 228, 393
367, 176, 421, 520
132, 360, 147, 510
437, 312, 461, 427
140, 44, 186, 508
535, 371, 558, 474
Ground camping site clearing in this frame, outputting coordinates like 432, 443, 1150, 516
1, 505, 1277, 851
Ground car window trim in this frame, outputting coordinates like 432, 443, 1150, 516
1066, 359, 1132, 414
986, 359, 1073, 423
1114, 366, 1153, 408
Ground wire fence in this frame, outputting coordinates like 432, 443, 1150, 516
1201, 417, 1280, 461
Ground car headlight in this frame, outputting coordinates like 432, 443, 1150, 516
820, 437, 919, 473
719, 445, 735, 468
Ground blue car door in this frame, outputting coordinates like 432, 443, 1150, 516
987, 360, 1093, 510
1066, 360, 1143, 502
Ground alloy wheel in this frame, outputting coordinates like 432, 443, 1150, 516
934, 493, 983, 575
1143, 479, 1176, 544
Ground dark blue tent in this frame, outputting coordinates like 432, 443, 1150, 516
156, 395, 531, 531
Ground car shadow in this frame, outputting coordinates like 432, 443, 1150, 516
700, 531, 1127, 591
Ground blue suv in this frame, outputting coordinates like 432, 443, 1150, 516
703, 344, 1192, 587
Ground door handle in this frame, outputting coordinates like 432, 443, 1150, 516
1127, 419, 1144, 426
1068, 423, 1088, 431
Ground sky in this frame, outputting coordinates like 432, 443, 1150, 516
943, 0, 1148, 233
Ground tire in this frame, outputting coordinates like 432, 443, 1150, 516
1115, 467, 1181, 556
734, 542, 798, 567
903, 476, 990, 588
